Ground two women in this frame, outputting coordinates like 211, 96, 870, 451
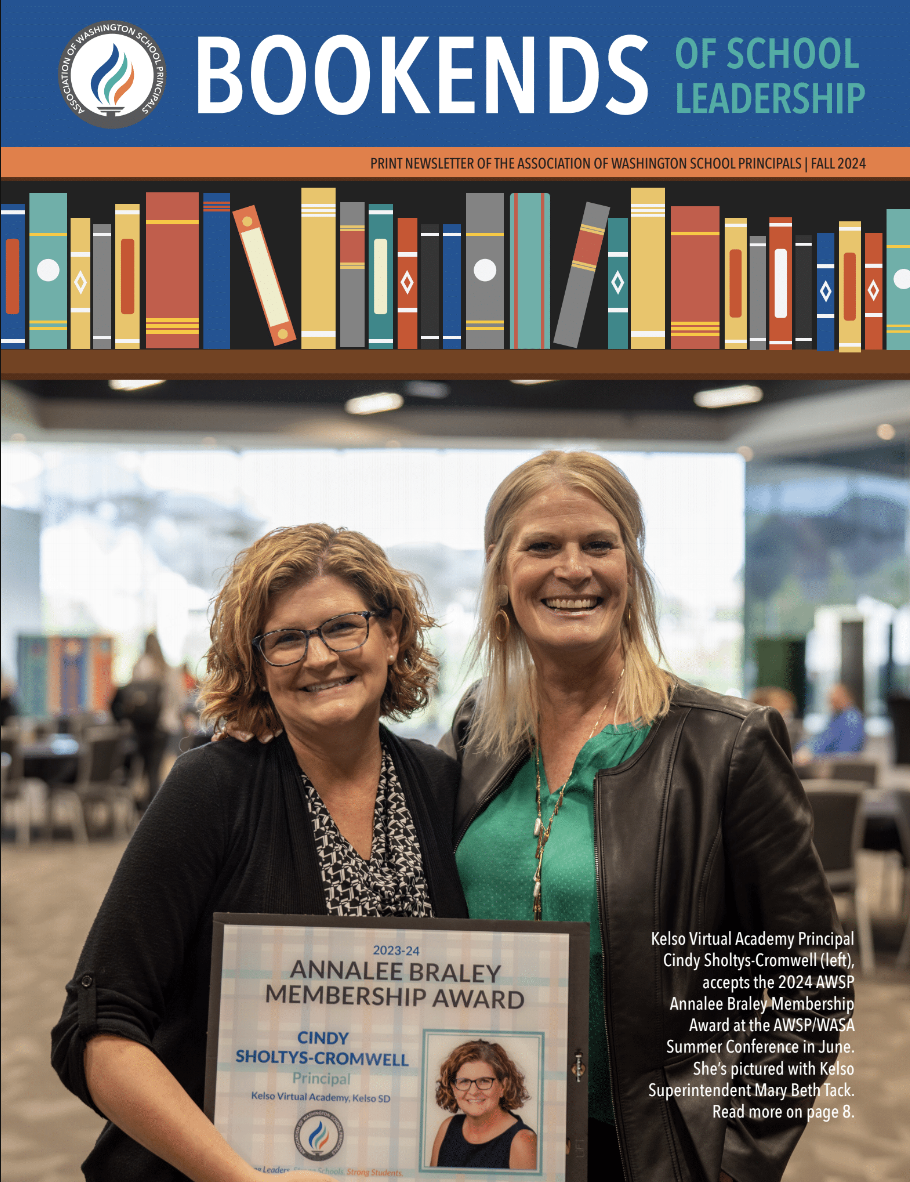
51, 525, 467, 1181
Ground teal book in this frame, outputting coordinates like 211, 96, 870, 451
29, 193, 68, 348
510, 193, 550, 349
885, 208, 909, 350
17, 636, 49, 717
607, 218, 629, 349
368, 204, 394, 348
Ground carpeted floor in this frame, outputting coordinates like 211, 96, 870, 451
2, 841, 908, 1181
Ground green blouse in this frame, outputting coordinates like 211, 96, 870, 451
455, 723, 650, 1124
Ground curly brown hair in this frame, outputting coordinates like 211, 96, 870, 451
198, 524, 438, 737
435, 1040, 530, 1114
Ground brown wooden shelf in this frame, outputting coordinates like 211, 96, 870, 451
2, 349, 908, 383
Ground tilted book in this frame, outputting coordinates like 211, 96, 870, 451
300, 187, 336, 350
670, 205, 719, 349
232, 205, 295, 346
29, 192, 68, 349
466, 192, 505, 350
146, 192, 200, 349
723, 218, 747, 350
203, 194, 231, 349
510, 193, 550, 349
554, 201, 609, 350
630, 188, 665, 350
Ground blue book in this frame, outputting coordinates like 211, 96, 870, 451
1, 204, 26, 348
203, 194, 231, 349
368, 204, 394, 349
816, 233, 835, 351
607, 217, 629, 349
442, 223, 462, 349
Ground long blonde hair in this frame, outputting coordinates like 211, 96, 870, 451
470, 451, 673, 754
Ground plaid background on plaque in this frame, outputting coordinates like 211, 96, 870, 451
214, 924, 570, 1178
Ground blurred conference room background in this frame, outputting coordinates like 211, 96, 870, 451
2, 375, 908, 1180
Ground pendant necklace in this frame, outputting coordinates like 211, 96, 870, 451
532, 666, 624, 921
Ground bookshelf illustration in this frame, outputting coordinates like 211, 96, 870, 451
2, 183, 907, 375
16, 635, 115, 718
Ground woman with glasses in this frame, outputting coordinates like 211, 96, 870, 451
430, 1040, 537, 1170
52, 524, 468, 1182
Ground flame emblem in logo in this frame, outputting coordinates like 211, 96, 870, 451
90, 44, 135, 110
307, 1121, 331, 1153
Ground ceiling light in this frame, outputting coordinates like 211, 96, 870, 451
510, 379, 556, 385
108, 379, 166, 391
405, 381, 449, 399
345, 392, 404, 416
736, 445, 754, 461
876, 423, 896, 440
694, 385, 763, 409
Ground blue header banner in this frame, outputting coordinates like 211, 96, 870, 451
2, 1, 906, 149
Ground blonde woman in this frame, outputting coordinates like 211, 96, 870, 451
53, 525, 467, 1182
444, 451, 851, 1182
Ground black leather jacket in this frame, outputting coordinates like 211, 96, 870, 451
442, 680, 852, 1182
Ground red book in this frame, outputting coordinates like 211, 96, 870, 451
768, 216, 792, 350
670, 206, 720, 349
145, 192, 200, 349
864, 232, 883, 350
397, 218, 418, 349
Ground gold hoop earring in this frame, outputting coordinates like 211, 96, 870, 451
493, 608, 511, 644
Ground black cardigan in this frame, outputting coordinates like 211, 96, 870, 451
51, 729, 468, 1181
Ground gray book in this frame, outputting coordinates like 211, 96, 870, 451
465, 193, 504, 349
91, 223, 111, 349
339, 201, 365, 348
553, 201, 610, 348
748, 235, 767, 350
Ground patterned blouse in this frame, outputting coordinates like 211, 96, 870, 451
303, 747, 434, 918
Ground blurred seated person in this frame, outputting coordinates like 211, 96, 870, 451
750, 686, 803, 753
795, 682, 865, 764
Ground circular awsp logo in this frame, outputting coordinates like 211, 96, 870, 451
294, 1110, 344, 1161
59, 22, 166, 127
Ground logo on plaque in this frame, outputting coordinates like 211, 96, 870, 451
294, 1110, 344, 1161
58, 22, 166, 127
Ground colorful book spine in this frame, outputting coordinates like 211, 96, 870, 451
339, 201, 365, 348
61, 637, 89, 715
466, 193, 505, 350
89, 636, 115, 712
863, 233, 883, 351
630, 188, 665, 350
768, 216, 792, 350
1, 204, 25, 349
369, 204, 394, 349
46, 637, 63, 714
553, 201, 608, 349
793, 234, 814, 350
300, 187, 336, 350
886, 209, 909, 350
29, 193, 67, 349
396, 218, 418, 349
442, 223, 463, 349
146, 192, 199, 349
115, 203, 140, 349
723, 217, 747, 350
748, 236, 767, 350
232, 205, 295, 346
202, 194, 231, 349
16, 636, 49, 716
419, 224, 440, 349
670, 205, 719, 349
838, 221, 862, 353
510, 194, 550, 349
816, 233, 836, 351
606, 218, 629, 349
69, 218, 91, 349
92, 223, 112, 349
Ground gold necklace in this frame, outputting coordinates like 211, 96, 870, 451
532, 667, 624, 921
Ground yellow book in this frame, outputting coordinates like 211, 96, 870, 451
838, 221, 862, 352
724, 217, 748, 350
69, 218, 91, 349
115, 203, 141, 349
300, 187, 336, 349
630, 188, 665, 349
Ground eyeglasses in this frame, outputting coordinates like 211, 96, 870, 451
253, 611, 387, 667
452, 1076, 497, 1093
